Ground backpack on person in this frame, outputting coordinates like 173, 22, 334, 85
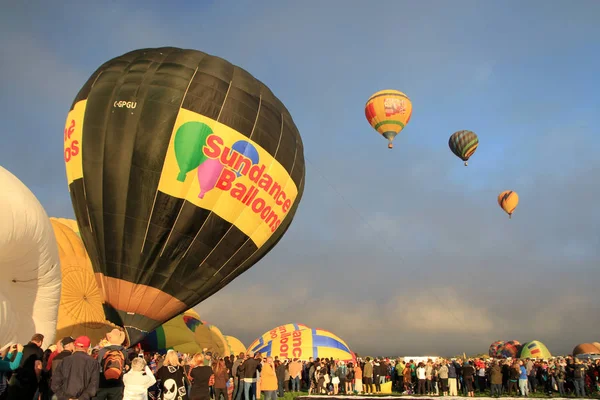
102, 349, 125, 381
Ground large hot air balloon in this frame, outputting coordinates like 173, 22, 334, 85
0, 166, 62, 347
365, 90, 413, 149
498, 190, 519, 219
50, 218, 114, 345
63, 48, 305, 344
449, 130, 479, 166
247, 323, 354, 362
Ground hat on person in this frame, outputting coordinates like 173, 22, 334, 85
74, 336, 91, 349
61, 336, 75, 346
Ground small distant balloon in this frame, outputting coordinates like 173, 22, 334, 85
365, 90, 412, 149
498, 190, 519, 219
449, 130, 479, 166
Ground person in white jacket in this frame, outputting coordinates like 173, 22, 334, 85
123, 357, 157, 400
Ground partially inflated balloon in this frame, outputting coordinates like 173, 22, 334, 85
365, 90, 413, 149
64, 48, 305, 344
225, 335, 246, 356
489, 340, 505, 358
201, 320, 230, 357
50, 218, 114, 345
449, 130, 479, 166
141, 309, 200, 354
247, 324, 354, 362
498, 191, 519, 219
0, 166, 61, 347
519, 340, 551, 359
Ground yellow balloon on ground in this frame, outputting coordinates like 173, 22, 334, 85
141, 309, 227, 355
498, 190, 519, 219
248, 323, 310, 351
247, 323, 354, 362
50, 218, 114, 345
202, 320, 230, 357
365, 90, 413, 149
225, 335, 246, 356
141, 309, 203, 354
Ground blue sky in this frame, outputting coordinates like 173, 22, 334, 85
1, 0, 599, 356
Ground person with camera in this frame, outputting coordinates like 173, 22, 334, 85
0, 343, 23, 400
123, 357, 156, 400
7, 333, 44, 400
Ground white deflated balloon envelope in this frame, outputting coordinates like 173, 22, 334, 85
0, 166, 61, 348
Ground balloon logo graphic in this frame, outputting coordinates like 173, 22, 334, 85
197, 158, 225, 199
174, 122, 213, 182
231, 140, 259, 177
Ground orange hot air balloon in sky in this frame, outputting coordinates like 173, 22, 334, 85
365, 90, 413, 149
498, 190, 519, 219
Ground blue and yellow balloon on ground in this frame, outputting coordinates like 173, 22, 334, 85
63, 47, 305, 344
247, 323, 354, 362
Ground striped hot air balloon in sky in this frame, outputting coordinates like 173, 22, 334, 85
449, 130, 479, 166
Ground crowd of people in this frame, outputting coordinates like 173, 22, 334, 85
2, 332, 600, 400
299, 356, 600, 398
0, 331, 218, 400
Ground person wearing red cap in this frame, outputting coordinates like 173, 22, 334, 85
51, 336, 100, 400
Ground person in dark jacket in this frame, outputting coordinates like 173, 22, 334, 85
275, 360, 286, 397
51, 336, 99, 400
462, 361, 475, 397
237, 352, 261, 400
48, 337, 76, 399
51, 337, 75, 377
7, 333, 44, 400
489, 361, 503, 398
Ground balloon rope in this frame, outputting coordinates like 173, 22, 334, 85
305, 157, 478, 337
